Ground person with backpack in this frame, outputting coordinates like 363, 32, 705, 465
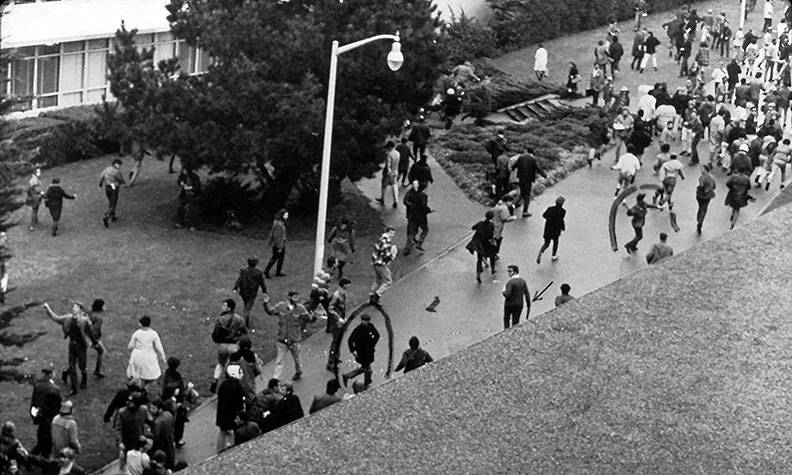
209, 299, 247, 394
394, 336, 434, 374
42, 302, 93, 397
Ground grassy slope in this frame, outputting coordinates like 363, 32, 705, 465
0, 155, 382, 471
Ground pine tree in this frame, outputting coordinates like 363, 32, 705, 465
0, 0, 45, 381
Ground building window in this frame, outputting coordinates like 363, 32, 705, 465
4, 31, 193, 111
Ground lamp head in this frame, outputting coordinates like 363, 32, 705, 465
387, 41, 403, 71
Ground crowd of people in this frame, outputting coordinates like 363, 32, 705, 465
4, 2, 790, 474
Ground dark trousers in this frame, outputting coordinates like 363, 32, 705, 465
176, 196, 193, 225
104, 186, 119, 219
404, 220, 428, 254
495, 236, 504, 255
476, 252, 494, 275
93, 341, 105, 374
679, 56, 689, 77
66, 343, 87, 390
539, 235, 560, 256
625, 225, 643, 251
326, 327, 342, 369
241, 296, 256, 329
503, 304, 523, 329
174, 406, 189, 443
690, 133, 701, 163
33, 417, 54, 457
516, 181, 533, 214
696, 198, 711, 227
30, 204, 40, 227
412, 142, 426, 159
610, 60, 620, 77
591, 90, 600, 106
344, 363, 372, 387
265, 246, 285, 275
48, 206, 62, 235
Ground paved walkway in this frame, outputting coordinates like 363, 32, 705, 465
96, 3, 779, 474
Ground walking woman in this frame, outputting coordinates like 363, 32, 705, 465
327, 218, 355, 278
725, 169, 753, 229
465, 210, 496, 284
265, 208, 288, 278
127, 315, 167, 387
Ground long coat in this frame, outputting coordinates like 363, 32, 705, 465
216, 378, 245, 431
348, 322, 380, 366
465, 220, 495, 256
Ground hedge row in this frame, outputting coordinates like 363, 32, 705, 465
432, 107, 609, 205
7, 104, 124, 168
486, 0, 691, 52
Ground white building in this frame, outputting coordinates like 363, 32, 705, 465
1, 0, 209, 111
1, 0, 489, 112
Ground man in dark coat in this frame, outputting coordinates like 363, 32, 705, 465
264, 383, 303, 432
216, 364, 245, 453
608, 36, 624, 77
402, 181, 431, 256
30, 367, 62, 457
232, 256, 268, 330
114, 393, 150, 460
43, 178, 76, 236
103, 379, 148, 424
466, 211, 496, 283
408, 154, 434, 186
511, 149, 548, 217
149, 399, 176, 470
502, 265, 531, 329
536, 196, 567, 264
408, 115, 431, 158
342, 314, 380, 389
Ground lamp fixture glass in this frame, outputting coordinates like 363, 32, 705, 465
387, 41, 403, 71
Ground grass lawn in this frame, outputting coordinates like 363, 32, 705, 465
0, 154, 384, 471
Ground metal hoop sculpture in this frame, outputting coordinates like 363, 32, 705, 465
329, 302, 395, 383
608, 183, 678, 251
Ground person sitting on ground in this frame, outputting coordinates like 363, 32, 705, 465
394, 336, 434, 374
554, 283, 575, 307
646, 232, 674, 265
262, 383, 303, 433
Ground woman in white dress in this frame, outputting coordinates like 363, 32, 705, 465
127, 315, 167, 385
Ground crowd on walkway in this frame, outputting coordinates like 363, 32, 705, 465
3, 3, 789, 474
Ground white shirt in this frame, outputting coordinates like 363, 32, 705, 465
765, 1, 774, 19
659, 159, 684, 180
734, 29, 745, 47
612, 153, 641, 176
777, 21, 788, 37
709, 115, 725, 144
534, 47, 548, 71
712, 67, 727, 84
637, 94, 657, 120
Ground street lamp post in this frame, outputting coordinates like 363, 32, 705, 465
740, 0, 747, 29
313, 33, 403, 277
